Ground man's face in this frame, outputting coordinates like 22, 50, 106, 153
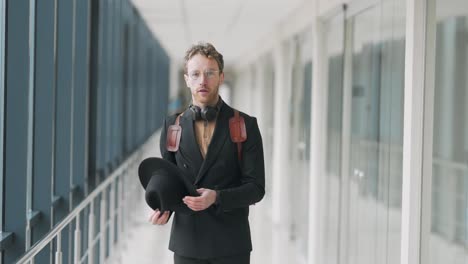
184, 54, 224, 107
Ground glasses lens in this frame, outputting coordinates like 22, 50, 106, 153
189, 72, 200, 80
188, 70, 218, 80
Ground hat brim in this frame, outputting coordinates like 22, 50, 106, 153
138, 157, 198, 197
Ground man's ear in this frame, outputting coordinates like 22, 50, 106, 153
219, 72, 225, 85
184, 74, 190, 87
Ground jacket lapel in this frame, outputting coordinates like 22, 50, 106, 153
179, 110, 203, 179
195, 104, 230, 184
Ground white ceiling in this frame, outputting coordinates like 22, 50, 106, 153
130, 0, 305, 67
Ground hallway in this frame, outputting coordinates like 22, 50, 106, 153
2, 0, 468, 263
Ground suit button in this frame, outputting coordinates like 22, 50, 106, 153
183, 163, 188, 168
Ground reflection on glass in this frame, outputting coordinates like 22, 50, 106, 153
430, 1, 468, 263
289, 32, 312, 260
348, 8, 382, 264
346, 1, 405, 264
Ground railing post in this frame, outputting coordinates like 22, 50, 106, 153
25, 221, 34, 264
25, 221, 31, 251
74, 214, 81, 264
99, 192, 107, 263
55, 232, 62, 264
109, 182, 115, 256
121, 169, 127, 236
88, 201, 95, 264
117, 174, 123, 239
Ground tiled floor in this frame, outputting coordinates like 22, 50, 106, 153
117, 195, 301, 264
118, 199, 173, 264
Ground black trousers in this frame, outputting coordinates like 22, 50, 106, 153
174, 253, 250, 264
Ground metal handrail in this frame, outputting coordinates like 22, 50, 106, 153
15, 131, 159, 264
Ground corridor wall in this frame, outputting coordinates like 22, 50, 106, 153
0, 0, 170, 263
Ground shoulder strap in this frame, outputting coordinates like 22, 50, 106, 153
235, 111, 242, 161
175, 113, 182, 126
229, 109, 247, 162
166, 113, 183, 152
168, 110, 247, 163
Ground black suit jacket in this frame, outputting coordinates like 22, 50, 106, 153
159, 102, 265, 259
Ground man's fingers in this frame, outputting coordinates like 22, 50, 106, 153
148, 211, 155, 222
184, 196, 202, 202
184, 200, 206, 211
151, 210, 161, 224
183, 199, 200, 205
156, 211, 169, 225
150, 210, 171, 225
184, 201, 197, 208
184, 195, 213, 211
183, 198, 203, 208
148, 209, 159, 222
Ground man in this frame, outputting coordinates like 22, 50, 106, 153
149, 42, 265, 264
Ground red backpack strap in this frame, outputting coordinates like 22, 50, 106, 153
229, 110, 247, 161
166, 114, 183, 152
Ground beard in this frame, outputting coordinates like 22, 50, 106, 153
192, 83, 220, 107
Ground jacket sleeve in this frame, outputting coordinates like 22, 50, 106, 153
159, 116, 176, 164
215, 117, 266, 210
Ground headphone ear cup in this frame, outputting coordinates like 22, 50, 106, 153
190, 105, 201, 121
201, 106, 217, 121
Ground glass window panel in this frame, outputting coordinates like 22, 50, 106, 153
32, 1, 56, 262
347, 8, 382, 264
345, 1, 405, 263
0, 0, 6, 233
72, 0, 90, 203
379, 1, 405, 263
288, 29, 312, 260
323, 12, 345, 264
430, 1, 468, 264
4, 0, 31, 262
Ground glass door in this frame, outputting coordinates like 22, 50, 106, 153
344, 1, 405, 263
430, 1, 468, 263
346, 6, 382, 264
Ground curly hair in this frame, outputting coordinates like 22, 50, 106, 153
184, 42, 224, 73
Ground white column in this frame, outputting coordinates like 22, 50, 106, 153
254, 60, 266, 128
400, 0, 436, 263
244, 68, 254, 113
271, 40, 293, 264
255, 58, 274, 217
308, 14, 327, 264
233, 67, 253, 112
339, 17, 354, 264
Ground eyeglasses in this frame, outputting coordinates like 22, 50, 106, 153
186, 70, 220, 81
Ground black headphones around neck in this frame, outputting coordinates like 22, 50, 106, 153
189, 98, 223, 122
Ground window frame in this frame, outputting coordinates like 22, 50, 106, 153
0, 0, 6, 237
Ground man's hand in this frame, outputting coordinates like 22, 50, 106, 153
183, 188, 217, 211
148, 209, 170, 225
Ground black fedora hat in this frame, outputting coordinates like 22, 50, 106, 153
138, 157, 198, 213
